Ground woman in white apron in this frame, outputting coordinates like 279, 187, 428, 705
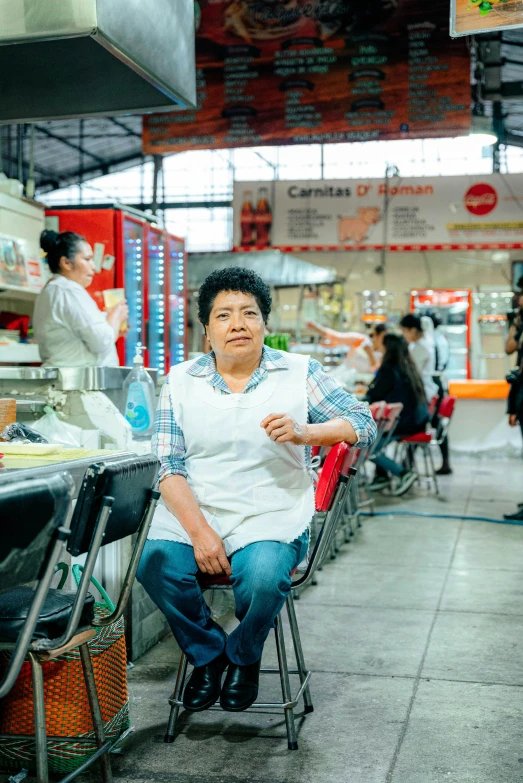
34, 230, 128, 367
137, 268, 376, 713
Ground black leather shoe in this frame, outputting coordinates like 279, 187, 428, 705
220, 658, 261, 711
504, 508, 523, 521
183, 652, 228, 712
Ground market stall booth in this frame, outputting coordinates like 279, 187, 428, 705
46, 206, 187, 374
187, 249, 337, 358
0, 190, 48, 364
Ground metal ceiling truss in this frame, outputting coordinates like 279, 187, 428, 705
0, 118, 145, 195
471, 31, 523, 168
2, 32, 523, 198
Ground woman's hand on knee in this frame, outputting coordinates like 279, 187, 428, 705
191, 527, 231, 576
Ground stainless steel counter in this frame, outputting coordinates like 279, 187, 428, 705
0, 450, 135, 496
0, 366, 158, 391
0, 449, 166, 661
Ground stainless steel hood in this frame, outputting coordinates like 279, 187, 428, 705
188, 251, 337, 289
0, 0, 196, 122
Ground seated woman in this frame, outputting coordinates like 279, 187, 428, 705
138, 268, 376, 713
306, 319, 379, 370
365, 333, 429, 497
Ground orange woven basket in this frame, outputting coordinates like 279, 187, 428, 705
0, 574, 130, 775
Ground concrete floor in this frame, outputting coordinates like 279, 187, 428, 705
89, 455, 523, 783
9, 456, 523, 783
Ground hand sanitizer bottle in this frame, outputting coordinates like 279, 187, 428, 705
123, 346, 156, 441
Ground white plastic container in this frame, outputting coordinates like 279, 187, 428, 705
122, 346, 156, 441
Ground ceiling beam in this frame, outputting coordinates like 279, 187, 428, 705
1, 150, 60, 187
506, 131, 523, 148
36, 147, 146, 193
35, 124, 107, 165
109, 117, 142, 138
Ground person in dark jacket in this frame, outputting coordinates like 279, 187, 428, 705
365, 333, 429, 496
504, 363, 523, 520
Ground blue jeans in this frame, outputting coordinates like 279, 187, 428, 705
137, 531, 309, 667
373, 452, 404, 477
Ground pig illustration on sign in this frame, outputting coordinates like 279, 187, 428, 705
338, 207, 381, 243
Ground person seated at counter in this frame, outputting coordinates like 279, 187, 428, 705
33, 230, 128, 366
369, 322, 388, 366
399, 314, 438, 404
137, 267, 377, 713
366, 334, 429, 496
306, 319, 379, 371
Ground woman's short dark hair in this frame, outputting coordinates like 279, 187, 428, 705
40, 230, 86, 275
198, 267, 272, 326
400, 313, 423, 332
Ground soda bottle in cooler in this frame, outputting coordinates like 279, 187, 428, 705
254, 186, 272, 247
240, 190, 255, 246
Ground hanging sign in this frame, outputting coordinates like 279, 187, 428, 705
233, 174, 523, 251
451, 0, 523, 37
143, 0, 470, 153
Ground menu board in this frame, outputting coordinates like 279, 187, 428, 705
451, 0, 523, 36
143, 0, 471, 154
233, 175, 523, 251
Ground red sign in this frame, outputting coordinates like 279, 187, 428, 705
143, 0, 471, 154
464, 183, 498, 217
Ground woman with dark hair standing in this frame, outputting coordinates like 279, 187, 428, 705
33, 230, 128, 366
365, 333, 429, 496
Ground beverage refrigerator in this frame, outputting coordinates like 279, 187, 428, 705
45, 206, 187, 375
410, 288, 472, 380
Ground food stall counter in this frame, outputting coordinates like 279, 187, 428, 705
0, 448, 134, 495
447, 380, 517, 456
448, 379, 509, 400
0, 446, 168, 659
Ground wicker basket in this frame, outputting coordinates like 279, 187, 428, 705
0, 568, 130, 775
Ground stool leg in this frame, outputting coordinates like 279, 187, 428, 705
164, 653, 188, 743
274, 614, 298, 751
79, 643, 113, 783
428, 447, 439, 496
28, 652, 48, 783
423, 447, 430, 486
286, 597, 313, 714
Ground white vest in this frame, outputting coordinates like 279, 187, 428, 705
149, 351, 315, 555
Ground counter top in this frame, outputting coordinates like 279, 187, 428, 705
0, 366, 158, 390
448, 380, 510, 400
0, 448, 135, 496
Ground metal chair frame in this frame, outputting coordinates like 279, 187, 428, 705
164, 455, 356, 752
339, 402, 390, 539
396, 395, 456, 496
0, 474, 74, 701
0, 457, 160, 783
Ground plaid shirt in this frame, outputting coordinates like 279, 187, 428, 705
153, 346, 377, 483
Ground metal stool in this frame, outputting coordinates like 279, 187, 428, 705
164, 443, 355, 751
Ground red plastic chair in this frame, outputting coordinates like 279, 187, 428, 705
438, 395, 456, 420
315, 441, 349, 512
428, 395, 439, 417
399, 396, 456, 494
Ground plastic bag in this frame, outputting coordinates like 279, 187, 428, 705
32, 407, 83, 448
81, 391, 133, 451
0, 422, 47, 443
205, 590, 236, 620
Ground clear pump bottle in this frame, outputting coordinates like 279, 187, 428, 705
122, 346, 156, 440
